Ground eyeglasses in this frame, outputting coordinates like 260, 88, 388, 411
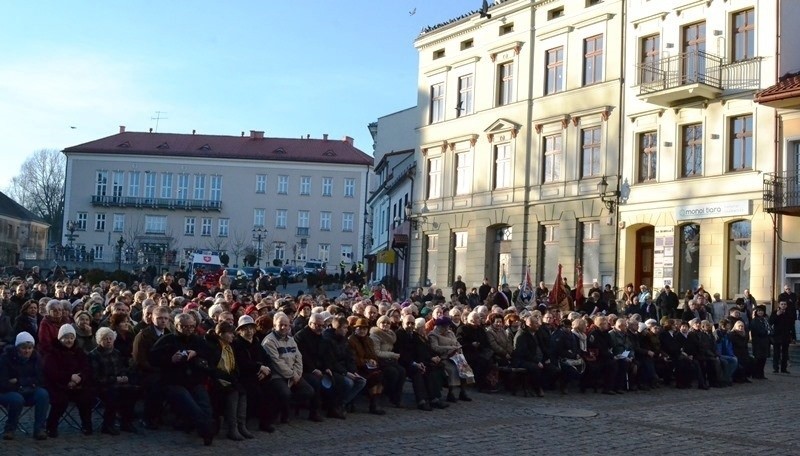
177, 324, 196, 330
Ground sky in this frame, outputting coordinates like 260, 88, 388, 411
0, 0, 479, 188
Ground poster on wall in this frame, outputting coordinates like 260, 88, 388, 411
652, 226, 675, 289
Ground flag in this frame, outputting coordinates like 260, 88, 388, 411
575, 260, 584, 311
520, 264, 534, 302
548, 264, 566, 309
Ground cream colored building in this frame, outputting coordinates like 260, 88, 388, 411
409, 0, 625, 295
0, 191, 49, 265
619, 0, 798, 301
62, 128, 372, 271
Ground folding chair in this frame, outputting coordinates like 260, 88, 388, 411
0, 403, 33, 434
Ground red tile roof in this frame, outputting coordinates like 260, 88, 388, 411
754, 72, 800, 104
63, 131, 374, 166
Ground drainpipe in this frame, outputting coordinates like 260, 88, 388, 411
771, 0, 782, 305
404, 165, 416, 299
613, 0, 627, 292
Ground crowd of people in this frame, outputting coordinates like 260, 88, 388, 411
0, 270, 793, 446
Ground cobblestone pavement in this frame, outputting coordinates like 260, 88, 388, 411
3, 367, 798, 456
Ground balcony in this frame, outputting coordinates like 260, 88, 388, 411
91, 195, 221, 211
636, 52, 761, 107
296, 227, 309, 237
764, 172, 800, 216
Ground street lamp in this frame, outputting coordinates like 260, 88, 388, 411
252, 227, 267, 267
116, 236, 125, 271
403, 202, 428, 230
598, 175, 621, 214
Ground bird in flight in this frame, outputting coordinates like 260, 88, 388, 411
69, 126, 77, 129
409, 7, 416, 16
479, 0, 491, 19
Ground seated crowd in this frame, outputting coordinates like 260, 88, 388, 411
0, 273, 787, 446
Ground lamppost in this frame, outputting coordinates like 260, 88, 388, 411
116, 236, 125, 271
597, 175, 621, 214
65, 220, 78, 260
252, 227, 266, 267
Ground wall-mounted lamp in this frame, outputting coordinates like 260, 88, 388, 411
598, 175, 621, 214
404, 202, 428, 230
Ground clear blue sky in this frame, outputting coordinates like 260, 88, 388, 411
0, 0, 478, 187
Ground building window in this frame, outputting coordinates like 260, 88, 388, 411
581, 127, 601, 178
274, 243, 285, 261
112, 171, 124, 198
344, 178, 355, 197
128, 171, 140, 197
543, 135, 562, 183
727, 220, 751, 298
278, 175, 289, 194
200, 218, 212, 236
451, 232, 468, 286
498, 62, 514, 106
300, 176, 311, 195
298, 210, 310, 228
457, 74, 474, 116
210, 175, 221, 201
682, 22, 706, 84
540, 225, 560, 283
460, 39, 473, 50
218, 218, 229, 237
638, 131, 658, 182
276, 210, 287, 229
581, 221, 600, 293
548, 6, 564, 20
430, 83, 445, 124
76, 212, 87, 230
545, 47, 564, 94
255, 174, 266, 193
318, 244, 330, 263
342, 213, 354, 232
184, 217, 195, 236
92, 245, 104, 261
500, 23, 514, 35
177, 173, 189, 201
322, 177, 332, 196
729, 114, 753, 171
146, 215, 167, 235
95, 213, 106, 231
340, 245, 353, 263
433, 48, 445, 60
679, 224, 700, 293
193, 174, 205, 200
640, 34, 660, 84
144, 172, 156, 199
494, 144, 512, 189
254, 208, 265, 227
583, 35, 603, 85
424, 234, 438, 287
732, 8, 755, 62
160, 173, 173, 199
455, 150, 473, 195
681, 123, 703, 177
113, 214, 124, 232
96, 171, 108, 196
314, 211, 330, 231
427, 157, 442, 199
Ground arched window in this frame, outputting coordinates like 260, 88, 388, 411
678, 223, 700, 292
727, 220, 751, 297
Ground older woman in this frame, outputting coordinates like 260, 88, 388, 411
370, 315, 405, 407
37, 300, 64, 356
89, 327, 141, 435
730, 320, 753, 383
109, 313, 134, 365
206, 321, 251, 441
231, 315, 275, 433
428, 317, 471, 402
457, 311, 497, 393
348, 317, 386, 415
0, 332, 49, 440
43, 324, 94, 437
486, 313, 513, 366
73, 311, 97, 354
13, 300, 41, 343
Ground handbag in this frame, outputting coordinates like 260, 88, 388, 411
448, 353, 475, 383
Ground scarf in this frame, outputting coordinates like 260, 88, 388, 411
369, 327, 396, 346
572, 329, 587, 352
217, 342, 235, 374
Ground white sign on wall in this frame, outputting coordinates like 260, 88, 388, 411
676, 200, 750, 221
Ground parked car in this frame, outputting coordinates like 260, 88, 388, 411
281, 266, 305, 283
303, 260, 326, 275
224, 268, 249, 290
241, 267, 262, 282
263, 267, 282, 279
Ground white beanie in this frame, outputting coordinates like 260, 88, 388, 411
58, 324, 77, 340
15, 331, 35, 346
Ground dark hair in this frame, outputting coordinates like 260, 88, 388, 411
19, 300, 38, 316
215, 321, 235, 335
331, 315, 349, 329
108, 312, 129, 330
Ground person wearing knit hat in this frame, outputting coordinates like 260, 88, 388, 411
58, 323, 77, 340
0, 332, 48, 440
44, 323, 94, 437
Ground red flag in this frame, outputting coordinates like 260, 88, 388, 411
575, 260, 584, 311
523, 264, 534, 295
548, 264, 566, 309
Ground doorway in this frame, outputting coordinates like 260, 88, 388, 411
636, 226, 654, 288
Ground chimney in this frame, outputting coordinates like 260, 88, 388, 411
192, 129, 196, 135
306, 134, 310, 139
343, 136, 354, 145
323, 133, 328, 141
119, 125, 126, 134
249, 130, 264, 140
149, 128, 153, 133
241, 131, 245, 137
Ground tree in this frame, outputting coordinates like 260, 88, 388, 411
6, 149, 66, 242
229, 229, 249, 268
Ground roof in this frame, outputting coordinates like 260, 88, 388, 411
754, 72, 800, 105
0, 191, 48, 225
418, 0, 512, 36
63, 131, 374, 167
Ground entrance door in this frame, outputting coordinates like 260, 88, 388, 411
682, 21, 706, 84
636, 226, 654, 288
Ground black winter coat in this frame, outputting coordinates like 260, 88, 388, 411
0, 345, 44, 393
322, 328, 357, 375
749, 316, 771, 359
512, 330, 542, 366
